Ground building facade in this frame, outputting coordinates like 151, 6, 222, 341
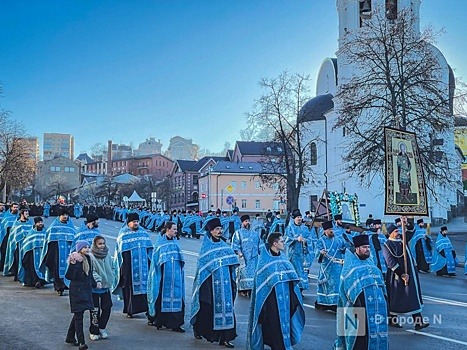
198, 161, 285, 214
135, 137, 163, 156
165, 136, 199, 161
35, 156, 80, 199
43, 133, 74, 161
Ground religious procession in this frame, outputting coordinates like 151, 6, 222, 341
1, 193, 466, 350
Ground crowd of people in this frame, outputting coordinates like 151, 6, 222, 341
0, 200, 465, 350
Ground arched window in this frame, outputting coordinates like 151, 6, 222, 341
386, 0, 397, 20
310, 142, 317, 166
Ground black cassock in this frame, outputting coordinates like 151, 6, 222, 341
193, 269, 237, 344
119, 250, 149, 316
382, 239, 423, 314
43, 241, 68, 292
21, 249, 46, 287
258, 280, 300, 350
148, 264, 184, 329
414, 238, 431, 272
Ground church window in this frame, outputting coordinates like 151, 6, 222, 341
241, 199, 247, 209
241, 181, 247, 189
359, 0, 372, 26
386, 0, 397, 20
310, 142, 317, 165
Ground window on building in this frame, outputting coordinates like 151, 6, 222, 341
255, 181, 261, 189
241, 181, 247, 189
310, 195, 318, 212
50, 166, 61, 172
64, 167, 75, 172
241, 199, 247, 209
193, 175, 199, 185
255, 199, 261, 209
386, 0, 397, 20
310, 142, 317, 166
272, 200, 280, 210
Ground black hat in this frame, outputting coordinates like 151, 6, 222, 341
291, 209, 302, 218
86, 213, 99, 223
34, 217, 43, 224
373, 219, 382, 225
353, 234, 369, 248
395, 218, 401, 224
275, 211, 280, 215
19, 205, 29, 212
127, 212, 139, 223
441, 226, 448, 232
322, 220, 333, 230
334, 214, 342, 220
206, 218, 222, 231
387, 224, 398, 235
416, 219, 424, 224
57, 206, 68, 216
240, 214, 250, 222
305, 211, 310, 215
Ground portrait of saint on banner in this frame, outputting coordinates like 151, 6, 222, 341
384, 127, 428, 216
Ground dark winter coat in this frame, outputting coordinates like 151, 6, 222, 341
65, 255, 96, 313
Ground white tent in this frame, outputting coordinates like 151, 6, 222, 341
125, 190, 146, 204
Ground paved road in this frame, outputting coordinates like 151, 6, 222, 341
1, 217, 467, 350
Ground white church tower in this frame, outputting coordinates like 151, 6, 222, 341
299, 0, 462, 224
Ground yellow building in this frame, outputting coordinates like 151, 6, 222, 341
198, 161, 286, 214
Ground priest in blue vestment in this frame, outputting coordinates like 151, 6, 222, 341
231, 214, 261, 297
269, 212, 285, 234
409, 219, 432, 273
366, 219, 387, 277
0, 202, 19, 272
247, 232, 305, 350
191, 218, 239, 348
382, 224, 428, 330
71, 213, 100, 252
3, 205, 33, 279
113, 212, 153, 317
284, 209, 314, 291
431, 226, 458, 276
39, 206, 76, 295
334, 234, 388, 350
147, 221, 185, 332
315, 220, 347, 311
19, 217, 47, 287
43, 202, 51, 218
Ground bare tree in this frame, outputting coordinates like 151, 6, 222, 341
0, 110, 36, 200
90, 142, 107, 161
334, 7, 466, 190
242, 71, 316, 211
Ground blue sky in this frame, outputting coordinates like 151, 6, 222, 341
1, 0, 465, 156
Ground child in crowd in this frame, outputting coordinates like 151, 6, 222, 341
65, 240, 95, 350
89, 235, 115, 341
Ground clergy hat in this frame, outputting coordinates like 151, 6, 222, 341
305, 211, 310, 215
206, 218, 222, 231
441, 226, 448, 232
86, 213, 99, 223
240, 214, 250, 222
322, 220, 333, 231
387, 224, 398, 235
19, 204, 29, 212
353, 234, 370, 248
34, 217, 43, 224
373, 219, 381, 225
416, 219, 424, 224
75, 240, 89, 253
127, 212, 139, 223
394, 218, 401, 224
275, 211, 281, 215
57, 206, 68, 216
334, 214, 342, 221
291, 209, 302, 218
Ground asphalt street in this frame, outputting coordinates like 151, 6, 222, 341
1, 217, 467, 350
